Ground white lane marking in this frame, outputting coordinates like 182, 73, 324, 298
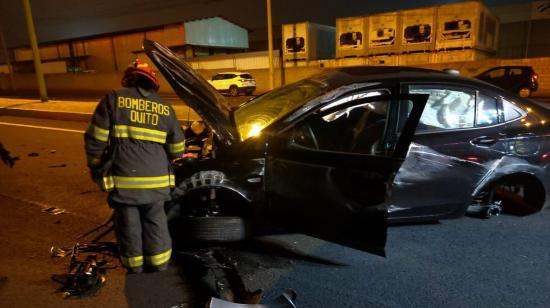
0, 121, 85, 134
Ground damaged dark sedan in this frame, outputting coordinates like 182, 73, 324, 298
144, 40, 550, 255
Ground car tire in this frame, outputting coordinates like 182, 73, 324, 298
229, 85, 239, 97
519, 87, 531, 98
246, 90, 254, 96
180, 216, 250, 242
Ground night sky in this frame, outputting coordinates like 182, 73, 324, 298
0, 0, 534, 48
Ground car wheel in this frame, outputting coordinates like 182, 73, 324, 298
180, 216, 250, 242
519, 87, 531, 98
246, 90, 254, 96
229, 85, 239, 97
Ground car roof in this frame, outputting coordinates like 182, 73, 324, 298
312, 66, 490, 89
216, 72, 250, 75
482, 66, 533, 70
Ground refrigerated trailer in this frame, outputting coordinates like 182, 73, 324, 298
336, 16, 368, 58
400, 7, 437, 53
435, 1, 499, 52
282, 22, 336, 61
367, 12, 400, 55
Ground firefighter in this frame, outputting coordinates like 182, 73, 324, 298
84, 59, 185, 273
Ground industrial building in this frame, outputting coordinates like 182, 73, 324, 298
0, 17, 249, 75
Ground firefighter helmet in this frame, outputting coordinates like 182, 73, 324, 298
122, 59, 159, 91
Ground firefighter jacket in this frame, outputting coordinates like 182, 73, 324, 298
84, 87, 185, 205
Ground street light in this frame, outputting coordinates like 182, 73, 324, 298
266, 0, 274, 90
22, 0, 48, 102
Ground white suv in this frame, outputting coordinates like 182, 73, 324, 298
208, 72, 256, 96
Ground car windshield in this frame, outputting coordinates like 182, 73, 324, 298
234, 79, 326, 140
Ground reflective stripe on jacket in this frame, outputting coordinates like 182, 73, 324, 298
84, 87, 185, 205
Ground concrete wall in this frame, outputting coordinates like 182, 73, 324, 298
2, 56, 549, 98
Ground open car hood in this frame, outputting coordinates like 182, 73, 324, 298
143, 40, 237, 145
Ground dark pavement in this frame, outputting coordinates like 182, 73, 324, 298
1, 102, 550, 307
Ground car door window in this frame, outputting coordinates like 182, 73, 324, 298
476, 93, 499, 127
292, 91, 390, 155
408, 86, 475, 132
487, 69, 505, 79
212, 74, 224, 81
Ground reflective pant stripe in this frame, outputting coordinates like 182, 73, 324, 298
86, 124, 109, 142
145, 249, 172, 266
102, 175, 175, 189
168, 141, 185, 154
112, 125, 167, 144
120, 255, 144, 268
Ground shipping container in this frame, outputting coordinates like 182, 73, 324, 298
435, 1, 499, 52
366, 12, 401, 55
336, 16, 368, 58
400, 7, 437, 53
282, 22, 336, 61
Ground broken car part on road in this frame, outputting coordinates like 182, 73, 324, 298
51, 242, 117, 298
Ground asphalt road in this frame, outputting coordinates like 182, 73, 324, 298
1, 111, 550, 307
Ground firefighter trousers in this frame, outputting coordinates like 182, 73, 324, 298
110, 200, 172, 272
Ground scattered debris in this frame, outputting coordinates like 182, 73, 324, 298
43, 207, 66, 215
0, 275, 7, 286
27, 152, 39, 157
0, 143, 18, 167
48, 163, 67, 168
51, 246, 73, 258
208, 289, 297, 308
52, 255, 107, 298
51, 242, 118, 298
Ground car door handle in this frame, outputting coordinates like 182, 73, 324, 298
471, 136, 497, 146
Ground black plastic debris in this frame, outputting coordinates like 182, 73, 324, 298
52, 255, 107, 298
48, 163, 67, 168
0, 143, 18, 167
51, 242, 118, 298
27, 152, 39, 157
43, 207, 66, 215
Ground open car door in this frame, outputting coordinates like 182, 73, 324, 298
143, 39, 237, 145
266, 91, 428, 256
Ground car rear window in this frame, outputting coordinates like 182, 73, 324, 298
502, 99, 524, 122
509, 68, 523, 76
240, 74, 253, 79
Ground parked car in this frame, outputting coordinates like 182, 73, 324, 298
145, 40, 550, 255
208, 72, 256, 96
475, 66, 539, 98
